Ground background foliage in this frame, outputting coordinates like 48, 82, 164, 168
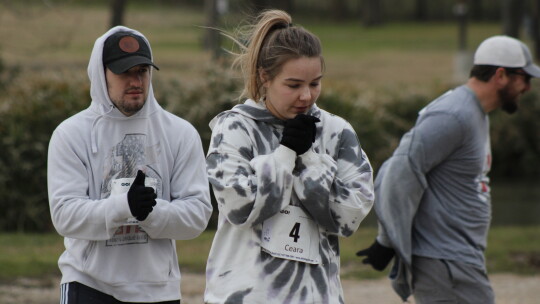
0, 1, 538, 232
1, 60, 539, 232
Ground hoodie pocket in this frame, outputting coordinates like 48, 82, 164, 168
82, 240, 97, 270
84, 235, 176, 285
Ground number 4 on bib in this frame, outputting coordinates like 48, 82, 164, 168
289, 222, 301, 243
261, 205, 321, 264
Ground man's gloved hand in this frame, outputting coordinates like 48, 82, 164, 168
127, 170, 157, 221
280, 114, 320, 155
356, 240, 395, 271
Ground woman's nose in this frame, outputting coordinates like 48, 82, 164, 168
299, 87, 311, 100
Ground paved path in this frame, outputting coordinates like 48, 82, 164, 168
1, 273, 538, 303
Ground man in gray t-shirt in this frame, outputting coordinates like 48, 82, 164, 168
357, 35, 540, 304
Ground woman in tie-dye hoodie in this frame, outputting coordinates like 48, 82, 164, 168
204, 10, 375, 304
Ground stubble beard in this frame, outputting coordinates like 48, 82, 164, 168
498, 86, 519, 114
112, 95, 146, 116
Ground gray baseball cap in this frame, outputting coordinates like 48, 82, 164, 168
474, 35, 540, 77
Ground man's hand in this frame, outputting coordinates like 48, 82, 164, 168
127, 170, 157, 221
280, 114, 320, 155
356, 240, 395, 271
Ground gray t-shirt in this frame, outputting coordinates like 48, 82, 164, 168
377, 84, 491, 268
410, 85, 491, 266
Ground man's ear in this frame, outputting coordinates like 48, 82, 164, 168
493, 67, 509, 87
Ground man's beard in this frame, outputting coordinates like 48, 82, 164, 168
498, 86, 519, 114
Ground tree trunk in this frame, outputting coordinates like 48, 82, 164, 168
247, 0, 294, 17
274, 0, 294, 13
469, 0, 483, 21
414, 0, 427, 21
455, 0, 468, 51
110, 0, 127, 27
502, 0, 525, 38
532, 0, 540, 60
251, 0, 270, 15
361, 0, 382, 27
332, 0, 349, 20
204, 0, 221, 60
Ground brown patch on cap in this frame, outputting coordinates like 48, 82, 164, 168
118, 36, 140, 53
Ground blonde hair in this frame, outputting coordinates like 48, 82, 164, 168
229, 10, 324, 101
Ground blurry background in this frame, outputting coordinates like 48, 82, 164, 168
0, 0, 538, 289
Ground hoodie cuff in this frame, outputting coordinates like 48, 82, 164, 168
274, 145, 297, 169
376, 222, 393, 247
298, 149, 319, 165
108, 192, 133, 221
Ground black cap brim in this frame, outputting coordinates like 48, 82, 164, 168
106, 55, 160, 74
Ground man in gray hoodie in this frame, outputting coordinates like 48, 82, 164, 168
356, 35, 540, 304
48, 26, 212, 303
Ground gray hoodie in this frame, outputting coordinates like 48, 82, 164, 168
47, 26, 212, 302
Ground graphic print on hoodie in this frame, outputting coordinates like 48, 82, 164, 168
101, 133, 163, 246
204, 99, 375, 304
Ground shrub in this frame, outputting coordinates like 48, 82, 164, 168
1, 65, 538, 232
317, 87, 431, 171
490, 92, 540, 179
0, 75, 89, 232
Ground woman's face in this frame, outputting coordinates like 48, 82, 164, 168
262, 56, 322, 120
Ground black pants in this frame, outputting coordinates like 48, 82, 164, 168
60, 282, 181, 304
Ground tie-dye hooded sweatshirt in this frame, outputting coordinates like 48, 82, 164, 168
204, 99, 374, 304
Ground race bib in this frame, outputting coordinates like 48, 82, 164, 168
111, 177, 157, 225
261, 205, 320, 264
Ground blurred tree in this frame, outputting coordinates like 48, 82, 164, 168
454, 0, 468, 51
532, 0, 540, 60
361, 0, 383, 26
502, 0, 525, 38
414, 0, 427, 21
469, 0, 484, 20
110, 0, 127, 27
252, 0, 268, 13
204, 0, 222, 60
332, 0, 349, 20
251, 0, 294, 14
275, 0, 294, 13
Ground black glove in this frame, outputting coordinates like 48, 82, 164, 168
127, 170, 157, 221
280, 114, 320, 155
356, 240, 395, 271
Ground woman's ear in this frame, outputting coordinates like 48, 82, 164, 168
259, 68, 269, 88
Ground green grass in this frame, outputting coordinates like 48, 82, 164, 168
0, 2, 509, 90
0, 233, 64, 280
1, 226, 538, 281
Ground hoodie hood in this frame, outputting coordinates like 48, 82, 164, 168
88, 26, 159, 119
209, 99, 321, 130
87, 26, 160, 153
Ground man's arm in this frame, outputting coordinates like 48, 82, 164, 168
138, 128, 212, 240
48, 128, 132, 240
358, 112, 465, 269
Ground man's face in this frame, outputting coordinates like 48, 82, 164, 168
499, 69, 531, 114
105, 65, 151, 116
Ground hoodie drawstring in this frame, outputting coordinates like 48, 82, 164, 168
91, 104, 115, 153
